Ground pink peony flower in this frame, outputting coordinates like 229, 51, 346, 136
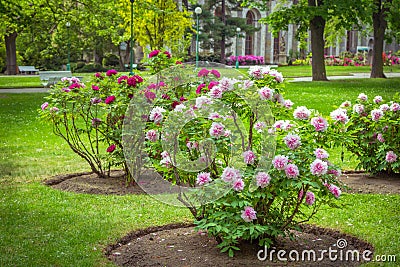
41, 102, 49, 110
285, 163, 299, 178
353, 104, 365, 115
325, 184, 341, 198
284, 99, 294, 109
92, 85, 99, 91
208, 86, 223, 98
232, 178, 245, 191
144, 91, 156, 101
380, 104, 390, 112
91, 97, 102, 104
196, 172, 212, 186
209, 122, 225, 138
385, 151, 397, 163
243, 150, 256, 165
218, 77, 235, 91
258, 87, 274, 100
310, 159, 328, 176
371, 109, 384, 121
328, 169, 342, 177
272, 155, 289, 170
330, 108, 349, 124
274, 120, 293, 131
94, 72, 103, 78
283, 133, 301, 150
145, 130, 158, 142
198, 68, 210, 77
107, 144, 116, 153
377, 133, 385, 142
106, 69, 118, 76
390, 102, 400, 112
173, 104, 186, 112
373, 95, 383, 104
340, 101, 351, 108
357, 93, 368, 102
210, 69, 221, 78
314, 148, 329, 159
105, 95, 116, 104
293, 106, 311, 120
241, 80, 254, 89
117, 75, 129, 84
149, 106, 166, 124
208, 112, 222, 120
149, 50, 160, 58
196, 83, 206, 94
195, 96, 213, 108
163, 50, 171, 58
305, 191, 315, 205
50, 107, 59, 113
241, 206, 257, 222
208, 81, 219, 89
311, 117, 328, 132
221, 167, 241, 183
256, 172, 271, 188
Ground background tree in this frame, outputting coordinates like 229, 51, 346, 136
244, 0, 366, 81
197, 0, 258, 63
118, 0, 193, 59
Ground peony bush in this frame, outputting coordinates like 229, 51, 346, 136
338, 93, 400, 174
123, 63, 344, 257
39, 70, 144, 180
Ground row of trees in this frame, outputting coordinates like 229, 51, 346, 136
1, 0, 399, 80
244, 0, 400, 80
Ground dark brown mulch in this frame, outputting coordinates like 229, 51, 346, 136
105, 223, 374, 267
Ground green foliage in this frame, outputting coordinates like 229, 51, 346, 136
141, 49, 180, 74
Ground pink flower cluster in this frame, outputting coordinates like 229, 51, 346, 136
243, 150, 256, 165
373, 95, 383, 104
254, 121, 267, 132
311, 117, 328, 132
209, 122, 226, 138
160, 151, 172, 167
145, 130, 158, 142
324, 183, 341, 198
221, 166, 245, 191
370, 109, 384, 121
149, 106, 166, 124
310, 159, 328, 176
196, 172, 212, 186
390, 102, 400, 111
283, 133, 301, 150
256, 172, 271, 188
272, 155, 289, 170
305, 191, 315, 205
385, 151, 397, 163
285, 164, 299, 178
293, 106, 311, 120
274, 120, 293, 131
258, 87, 274, 100
330, 108, 349, 124
357, 93, 368, 102
353, 104, 365, 115
314, 148, 329, 159
241, 206, 257, 222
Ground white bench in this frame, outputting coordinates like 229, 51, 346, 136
39, 71, 72, 87
18, 66, 39, 75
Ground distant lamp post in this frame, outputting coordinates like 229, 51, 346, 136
194, 7, 202, 68
66, 21, 71, 71
235, 27, 241, 69
129, 0, 135, 75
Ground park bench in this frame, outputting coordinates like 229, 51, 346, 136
39, 71, 72, 87
18, 66, 39, 75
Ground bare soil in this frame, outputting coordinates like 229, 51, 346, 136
43, 170, 399, 267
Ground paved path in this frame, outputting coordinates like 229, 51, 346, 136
1, 72, 400, 93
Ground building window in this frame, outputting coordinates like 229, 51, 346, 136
245, 11, 255, 55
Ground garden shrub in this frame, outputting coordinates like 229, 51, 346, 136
39, 70, 144, 180
123, 61, 344, 257
338, 93, 399, 174
75, 63, 107, 73
103, 53, 120, 67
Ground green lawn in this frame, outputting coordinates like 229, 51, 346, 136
0, 77, 399, 266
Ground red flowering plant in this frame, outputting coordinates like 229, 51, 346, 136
142, 48, 181, 75
39, 70, 144, 180
337, 93, 400, 174
123, 63, 344, 257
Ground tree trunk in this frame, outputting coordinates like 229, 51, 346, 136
220, 0, 226, 64
308, 0, 327, 81
5, 32, 18, 75
370, 0, 389, 78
